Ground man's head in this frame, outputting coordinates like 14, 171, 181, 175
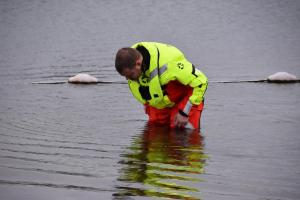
115, 48, 143, 81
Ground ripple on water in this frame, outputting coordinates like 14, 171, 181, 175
114, 124, 208, 200
0, 108, 122, 194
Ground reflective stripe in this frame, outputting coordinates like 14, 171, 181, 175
149, 68, 158, 81
159, 64, 168, 75
149, 64, 168, 81
183, 100, 193, 115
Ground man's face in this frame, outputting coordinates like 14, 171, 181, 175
121, 58, 142, 81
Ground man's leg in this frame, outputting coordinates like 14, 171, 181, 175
145, 105, 172, 126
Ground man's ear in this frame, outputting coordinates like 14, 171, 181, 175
136, 57, 142, 66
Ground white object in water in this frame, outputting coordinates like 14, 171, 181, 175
267, 72, 297, 82
68, 73, 98, 83
184, 122, 195, 130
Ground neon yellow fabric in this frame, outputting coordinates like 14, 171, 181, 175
160, 60, 208, 105
128, 42, 207, 109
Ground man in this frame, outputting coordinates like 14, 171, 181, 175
115, 42, 208, 130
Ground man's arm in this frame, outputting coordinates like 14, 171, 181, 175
170, 60, 208, 116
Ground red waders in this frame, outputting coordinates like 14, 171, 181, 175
144, 81, 204, 129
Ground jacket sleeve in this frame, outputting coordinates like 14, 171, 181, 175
164, 60, 208, 116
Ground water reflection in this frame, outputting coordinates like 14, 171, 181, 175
114, 123, 207, 200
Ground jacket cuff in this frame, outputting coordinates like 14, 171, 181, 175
179, 109, 189, 117
182, 100, 193, 116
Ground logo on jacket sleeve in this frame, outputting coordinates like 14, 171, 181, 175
177, 62, 184, 69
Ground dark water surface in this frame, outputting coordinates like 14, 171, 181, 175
1, 1, 300, 199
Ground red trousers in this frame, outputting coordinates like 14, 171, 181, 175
144, 81, 204, 129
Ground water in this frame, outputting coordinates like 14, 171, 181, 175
1, 0, 300, 199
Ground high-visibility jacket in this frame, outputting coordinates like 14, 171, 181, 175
128, 42, 208, 116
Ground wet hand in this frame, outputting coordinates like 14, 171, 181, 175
174, 113, 189, 128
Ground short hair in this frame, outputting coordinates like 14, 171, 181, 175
115, 47, 141, 74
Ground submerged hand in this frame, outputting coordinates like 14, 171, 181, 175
174, 113, 189, 128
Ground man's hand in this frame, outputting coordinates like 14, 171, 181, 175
174, 113, 189, 128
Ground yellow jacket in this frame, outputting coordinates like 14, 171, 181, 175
128, 42, 208, 115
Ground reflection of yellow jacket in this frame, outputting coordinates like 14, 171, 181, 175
129, 42, 208, 113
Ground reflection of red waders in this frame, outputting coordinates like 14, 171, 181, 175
145, 81, 204, 129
